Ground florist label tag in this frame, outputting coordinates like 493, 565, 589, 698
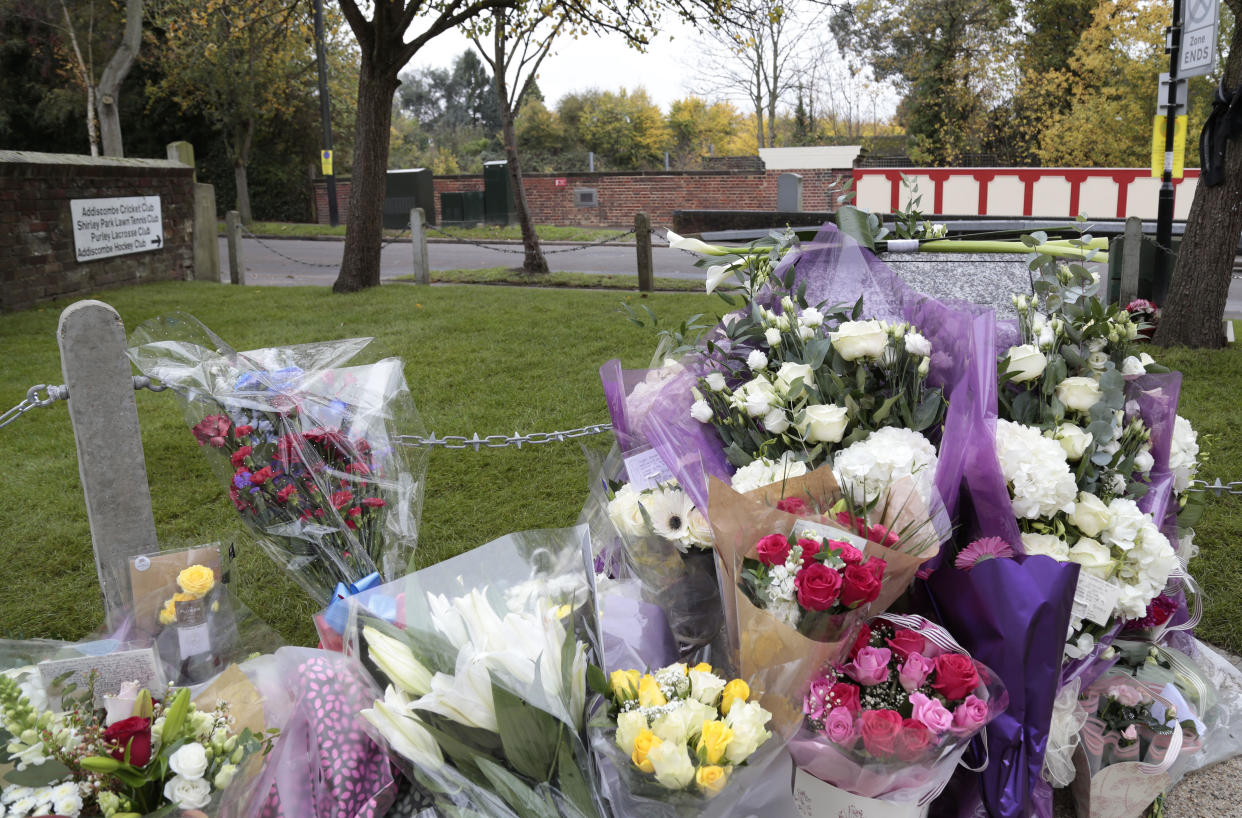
792, 519, 872, 552
623, 449, 675, 492
128, 545, 222, 637
38, 646, 164, 709
1072, 572, 1120, 627
793, 767, 927, 818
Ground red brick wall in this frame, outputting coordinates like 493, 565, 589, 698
313, 168, 852, 228
1, 152, 195, 313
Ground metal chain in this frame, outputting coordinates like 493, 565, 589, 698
240, 226, 411, 269
395, 423, 613, 450
1187, 478, 1242, 496
426, 225, 639, 254
0, 378, 171, 430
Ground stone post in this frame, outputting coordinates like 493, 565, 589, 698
410, 207, 430, 285
635, 212, 653, 293
1119, 216, 1143, 306
225, 211, 245, 285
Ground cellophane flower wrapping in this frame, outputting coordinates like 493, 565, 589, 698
333, 526, 607, 818
788, 614, 1007, 813
127, 312, 429, 605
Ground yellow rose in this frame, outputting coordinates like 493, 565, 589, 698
611, 669, 641, 702
638, 675, 667, 708
720, 679, 750, 716
158, 600, 177, 626
172, 592, 196, 603
177, 564, 216, 597
631, 728, 662, 773
696, 720, 733, 765
696, 765, 729, 797
692, 663, 712, 674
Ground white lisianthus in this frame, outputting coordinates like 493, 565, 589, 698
1067, 538, 1113, 578
688, 669, 727, 706
1050, 423, 1092, 461
833, 427, 938, 505
730, 453, 808, 493
1003, 344, 1047, 383
904, 331, 932, 357
764, 327, 782, 347
1072, 492, 1111, 538
796, 403, 850, 444
723, 700, 772, 765
1021, 533, 1071, 561
705, 372, 727, 392
733, 377, 778, 418
1057, 377, 1103, 413
762, 407, 790, 434
362, 627, 433, 697
608, 483, 647, 537
800, 307, 824, 328
1038, 324, 1055, 349
690, 399, 713, 424
1169, 415, 1200, 494
213, 763, 238, 790
648, 741, 696, 789
994, 420, 1078, 519
163, 776, 212, 810
1087, 351, 1110, 373
829, 320, 887, 361
774, 362, 814, 395
1133, 448, 1154, 475
169, 742, 209, 780
747, 349, 768, 372
616, 711, 649, 756
1121, 356, 1146, 376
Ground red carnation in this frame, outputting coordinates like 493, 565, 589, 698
103, 716, 152, 767
191, 415, 231, 447
235, 425, 254, 437
275, 485, 298, 503
230, 446, 253, 468
250, 466, 275, 485
362, 497, 386, 508
349, 462, 371, 475
776, 496, 809, 515
330, 490, 354, 510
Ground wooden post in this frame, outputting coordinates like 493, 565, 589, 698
58, 301, 160, 629
226, 211, 245, 285
410, 207, 430, 286
635, 212, 653, 293
1119, 216, 1143, 306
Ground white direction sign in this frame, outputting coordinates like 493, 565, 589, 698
1180, 0, 1219, 78
70, 196, 164, 262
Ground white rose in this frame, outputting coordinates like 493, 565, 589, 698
765, 327, 782, 347
607, 484, 647, 538
163, 775, 212, 810
775, 362, 814, 395
705, 372, 727, 392
1057, 377, 1103, 412
724, 700, 772, 765
800, 307, 824, 328
1003, 344, 1048, 383
686, 508, 713, 548
747, 349, 768, 371
1051, 423, 1091, 461
651, 701, 701, 745
829, 320, 887, 361
690, 399, 713, 424
688, 669, 726, 706
616, 711, 648, 756
730, 454, 808, 493
648, 741, 696, 790
796, 403, 850, 444
1134, 449, 1154, 474
1121, 356, 1146, 376
904, 331, 932, 357
762, 407, 790, 434
1067, 537, 1113, 578
1072, 492, 1111, 538
1021, 533, 1071, 561
169, 742, 210, 780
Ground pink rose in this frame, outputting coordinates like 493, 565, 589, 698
952, 695, 989, 733
1106, 682, 1148, 708
824, 706, 857, 745
909, 692, 953, 734
756, 533, 791, 566
898, 652, 936, 693
844, 646, 892, 686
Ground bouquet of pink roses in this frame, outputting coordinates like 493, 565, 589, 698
789, 614, 1007, 817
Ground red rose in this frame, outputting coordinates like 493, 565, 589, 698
862, 557, 887, 581
797, 538, 822, 564
866, 523, 900, 547
859, 709, 903, 758
330, 490, 354, 510
835, 511, 867, 538
930, 654, 980, 702
894, 718, 934, 762
829, 681, 861, 714
840, 564, 883, 608
777, 496, 809, 515
103, 716, 152, 767
828, 540, 863, 566
887, 628, 926, 661
235, 425, 254, 437
275, 485, 297, 503
755, 533, 791, 566
850, 623, 872, 658
250, 466, 275, 485
794, 563, 842, 611
362, 497, 386, 508
230, 446, 253, 467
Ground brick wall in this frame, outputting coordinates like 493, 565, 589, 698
1, 151, 195, 313
313, 168, 851, 228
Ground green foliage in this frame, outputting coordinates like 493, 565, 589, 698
561, 88, 672, 170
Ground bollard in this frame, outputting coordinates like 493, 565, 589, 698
226, 211, 245, 285
410, 207, 430, 286
635, 212, 653, 293
58, 301, 160, 629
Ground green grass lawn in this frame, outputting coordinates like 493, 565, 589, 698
404, 267, 705, 292
1, 287, 1239, 657
224, 220, 629, 243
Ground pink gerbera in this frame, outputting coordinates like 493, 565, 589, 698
955, 537, 1016, 571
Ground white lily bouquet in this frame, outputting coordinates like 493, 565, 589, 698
338, 527, 606, 818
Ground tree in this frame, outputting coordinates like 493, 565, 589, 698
667, 96, 750, 164
1156, 4, 1242, 347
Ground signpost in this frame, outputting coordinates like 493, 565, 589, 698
1180, 0, 1220, 78
70, 196, 164, 263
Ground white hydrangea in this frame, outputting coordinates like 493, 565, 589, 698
994, 420, 1078, 520
730, 452, 808, 493
1169, 415, 1200, 495
626, 360, 684, 421
833, 427, 938, 506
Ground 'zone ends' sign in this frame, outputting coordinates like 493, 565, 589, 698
70, 196, 164, 262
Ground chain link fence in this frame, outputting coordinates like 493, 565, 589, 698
238, 225, 412, 269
